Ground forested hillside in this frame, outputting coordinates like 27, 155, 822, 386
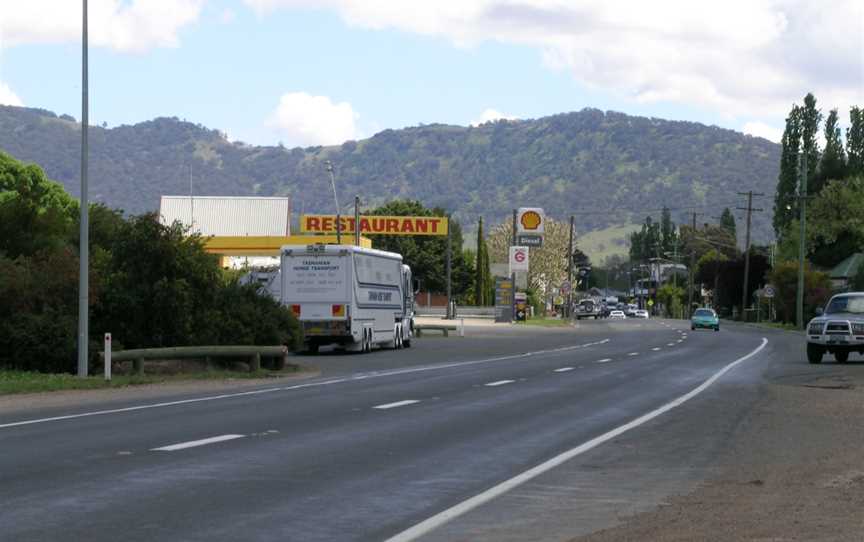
0, 105, 779, 242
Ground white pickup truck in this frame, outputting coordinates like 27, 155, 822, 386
281, 244, 415, 353
806, 292, 864, 364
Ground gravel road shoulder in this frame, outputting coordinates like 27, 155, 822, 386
573, 363, 864, 541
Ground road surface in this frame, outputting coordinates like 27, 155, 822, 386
0, 319, 793, 541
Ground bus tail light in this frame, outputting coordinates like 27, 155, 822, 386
332, 304, 345, 317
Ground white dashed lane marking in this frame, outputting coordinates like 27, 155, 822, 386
628, 352, 639, 356
553, 367, 575, 372
651, 347, 661, 351
667, 343, 676, 346
151, 434, 245, 452
485, 380, 516, 387
595, 358, 613, 364
374, 400, 421, 410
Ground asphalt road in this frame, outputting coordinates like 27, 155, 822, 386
0, 319, 787, 541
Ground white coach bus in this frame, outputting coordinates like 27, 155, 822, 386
280, 244, 416, 353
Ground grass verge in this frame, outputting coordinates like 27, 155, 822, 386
516, 318, 573, 327
0, 369, 302, 396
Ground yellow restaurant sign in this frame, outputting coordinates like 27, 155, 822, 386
300, 214, 449, 236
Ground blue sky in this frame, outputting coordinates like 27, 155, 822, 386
1, 1, 861, 147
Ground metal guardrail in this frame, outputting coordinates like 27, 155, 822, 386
415, 321, 464, 337
104, 345, 294, 375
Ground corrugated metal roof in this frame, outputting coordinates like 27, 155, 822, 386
830, 253, 864, 279
159, 196, 291, 236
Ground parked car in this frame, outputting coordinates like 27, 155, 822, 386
806, 292, 864, 364
634, 309, 649, 319
691, 308, 719, 331
609, 310, 626, 319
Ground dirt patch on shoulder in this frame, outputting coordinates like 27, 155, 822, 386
0, 369, 320, 416
574, 370, 864, 541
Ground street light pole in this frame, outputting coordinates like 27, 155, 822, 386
77, 0, 90, 377
325, 160, 341, 244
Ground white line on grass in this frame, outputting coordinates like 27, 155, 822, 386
384, 337, 769, 542
151, 434, 245, 452
485, 380, 515, 387
373, 400, 420, 410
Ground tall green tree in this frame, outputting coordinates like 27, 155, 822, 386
848, 106, 864, 177
800, 92, 822, 192
369, 199, 471, 296
660, 207, 677, 255
773, 105, 802, 238
474, 217, 492, 305
817, 108, 847, 185
719, 207, 737, 240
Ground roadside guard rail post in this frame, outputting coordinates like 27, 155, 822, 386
102, 345, 295, 375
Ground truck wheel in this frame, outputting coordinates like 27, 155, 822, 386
834, 349, 849, 364
806, 343, 823, 364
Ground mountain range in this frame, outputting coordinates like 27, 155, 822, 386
0, 105, 780, 255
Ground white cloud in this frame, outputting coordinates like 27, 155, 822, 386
269, 92, 358, 146
219, 8, 236, 24
470, 108, 517, 126
0, 0, 204, 53
244, 0, 864, 123
743, 121, 783, 143
0, 82, 23, 106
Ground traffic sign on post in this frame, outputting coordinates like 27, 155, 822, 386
509, 246, 529, 272
560, 280, 572, 296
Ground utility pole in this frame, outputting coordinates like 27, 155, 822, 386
354, 195, 360, 246
687, 212, 697, 317
796, 153, 808, 329
77, 0, 90, 377
567, 215, 574, 317
737, 191, 764, 321
446, 222, 452, 319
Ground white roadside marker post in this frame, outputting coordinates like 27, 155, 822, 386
459, 318, 465, 337
104, 333, 111, 381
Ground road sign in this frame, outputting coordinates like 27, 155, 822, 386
517, 234, 543, 247
517, 208, 545, 235
647, 299, 654, 307
509, 246, 529, 272
560, 280, 572, 295
764, 285, 775, 298
494, 276, 514, 322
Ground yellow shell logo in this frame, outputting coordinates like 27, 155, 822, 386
520, 210, 542, 230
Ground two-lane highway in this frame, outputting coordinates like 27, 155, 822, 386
0, 319, 774, 541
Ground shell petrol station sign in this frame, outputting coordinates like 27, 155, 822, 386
516, 207, 544, 247
300, 215, 449, 236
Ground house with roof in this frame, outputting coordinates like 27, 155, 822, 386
829, 253, 864, 291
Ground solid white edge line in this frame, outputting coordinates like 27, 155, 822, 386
0, 338, 613, 430
485, 380, 515, 387
151, 434, 245, 451
373, 400, 420, 410
384, 337, 769, 542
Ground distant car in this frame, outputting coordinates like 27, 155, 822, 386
634, 309, 649, 319
806, 292, 864, 364
691, 308, 719, 331
624, 305, 637, 317
609, 310, 626, 319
